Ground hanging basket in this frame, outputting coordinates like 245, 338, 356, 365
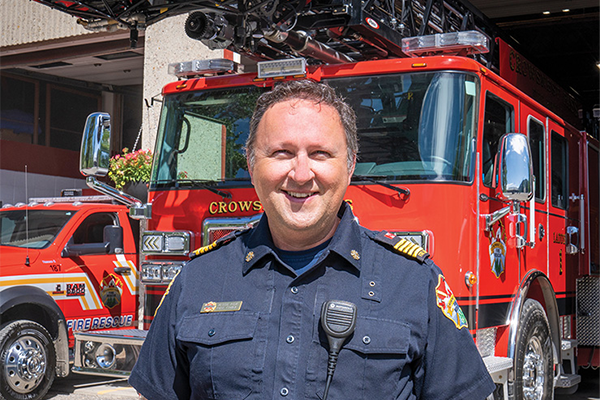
122, 181, 148, 201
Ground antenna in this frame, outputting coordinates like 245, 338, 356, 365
25, 165, 30, 266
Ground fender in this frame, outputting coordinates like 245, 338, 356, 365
505, 270, 561, 370
0, 285, 70, 377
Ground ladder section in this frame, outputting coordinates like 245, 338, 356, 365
34, 0, 501, 67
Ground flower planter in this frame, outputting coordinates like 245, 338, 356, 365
122, 181, 148, 201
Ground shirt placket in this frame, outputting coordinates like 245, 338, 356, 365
272, 278, 305, 399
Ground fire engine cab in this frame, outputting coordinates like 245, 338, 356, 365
0, 193, 139, 400
23, 0, 600, 399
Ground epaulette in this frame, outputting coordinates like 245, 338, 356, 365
189, 227, 251, 260
371, 231, 430, 263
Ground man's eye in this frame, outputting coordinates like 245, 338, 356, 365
272, 150, 291, 156
312, 150, 331, 158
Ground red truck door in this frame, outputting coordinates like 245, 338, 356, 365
60, 211, 137, 334
546, 121, 583, 318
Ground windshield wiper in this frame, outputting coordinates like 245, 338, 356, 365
352, 175, 410, 198
159, 179, 232, 199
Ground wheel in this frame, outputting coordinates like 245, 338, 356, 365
0, 320, 56, 400
514, 299, 553, 400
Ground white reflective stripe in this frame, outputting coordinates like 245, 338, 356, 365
0, 273, 103, 310
114, 254, 139, 295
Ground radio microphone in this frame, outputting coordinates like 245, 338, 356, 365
320, 300, 357, 400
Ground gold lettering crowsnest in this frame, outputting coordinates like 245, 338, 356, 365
208, 201, 262, 215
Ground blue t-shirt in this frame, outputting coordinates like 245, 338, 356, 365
276, 239, 331, 276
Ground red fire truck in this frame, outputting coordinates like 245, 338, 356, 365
33, 0, 600, 399
0, 193, 140, 400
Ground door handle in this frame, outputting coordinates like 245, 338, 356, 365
114, 266, 131, 274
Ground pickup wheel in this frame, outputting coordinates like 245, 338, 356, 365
514, 299, 553, 400
0, 320, 56, 400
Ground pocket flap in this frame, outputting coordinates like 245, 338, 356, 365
177, 312, 259, 346
344, 317, 410, 355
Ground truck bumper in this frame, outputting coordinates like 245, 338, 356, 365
73, 329, 147, 377
484, 356, 513, 400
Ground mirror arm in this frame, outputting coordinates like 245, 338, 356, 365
86, 176, 142, 207
483, 205, 511, 231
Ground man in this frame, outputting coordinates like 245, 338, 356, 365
129, 80, 495, 399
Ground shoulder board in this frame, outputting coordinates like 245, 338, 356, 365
189, 227, 250, 260
371, 231, 430, 263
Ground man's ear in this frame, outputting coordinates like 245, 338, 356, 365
347, 155, 356, 184
247, 159, 254, 185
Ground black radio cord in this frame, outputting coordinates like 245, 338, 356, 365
322, 351, 339, 400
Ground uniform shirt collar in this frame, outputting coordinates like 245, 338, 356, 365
242, 202, 363, 275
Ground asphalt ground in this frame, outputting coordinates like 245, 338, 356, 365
43, 373, 138, 400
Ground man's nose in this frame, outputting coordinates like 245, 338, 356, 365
289, 154, 314, 183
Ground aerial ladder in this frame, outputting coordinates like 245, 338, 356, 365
36, 0, 502, 68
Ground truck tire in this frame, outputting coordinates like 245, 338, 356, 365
514, 299, 553, 400
0, 320, 56, 400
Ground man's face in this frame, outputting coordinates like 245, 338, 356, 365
249, 98, 354, 250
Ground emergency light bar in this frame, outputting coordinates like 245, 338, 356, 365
402, 31, 489, 57
257, 58, 306, 79
28, 195, 114, 204
168, 58, 235, 78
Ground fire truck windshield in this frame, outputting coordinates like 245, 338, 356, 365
152, 71, 478, 188
0, 209, 77, 249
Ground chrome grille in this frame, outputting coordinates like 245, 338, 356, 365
202, 214, 262, 246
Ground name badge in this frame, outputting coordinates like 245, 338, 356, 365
201, 301, 243, 313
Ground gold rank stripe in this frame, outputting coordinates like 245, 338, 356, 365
193, 241, 218, 256
394, 239, 425, 258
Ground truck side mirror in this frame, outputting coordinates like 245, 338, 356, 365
493, 133, 534, 203
80, 112, 111, 177
104, 225, 124, 254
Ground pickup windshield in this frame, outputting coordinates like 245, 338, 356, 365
152, 71, 478, 187
0, 209, 76, 249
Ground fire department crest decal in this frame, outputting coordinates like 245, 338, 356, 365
489, 222, 507, 278
100, 274, 123, 309
435, 275, 468, 329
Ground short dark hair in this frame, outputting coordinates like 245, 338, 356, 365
246, 80, 358, 171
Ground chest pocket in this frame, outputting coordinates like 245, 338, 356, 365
307, 316, 414, 400
177, 312, 264, 400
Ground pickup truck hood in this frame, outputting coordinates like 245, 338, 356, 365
0, 246, 41, 272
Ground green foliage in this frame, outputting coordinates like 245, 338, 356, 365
108, 148, 153, 189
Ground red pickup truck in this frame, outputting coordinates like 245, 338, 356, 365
0, 194, 139, 400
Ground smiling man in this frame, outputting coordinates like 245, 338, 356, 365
129, 80, 495, 400
246, 82, 356, 251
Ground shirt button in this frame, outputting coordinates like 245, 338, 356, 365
363, 335, 371, 344
290, 287, 299, 294
286, 335, 295, 344
280, 387, 289, 396
208, 329, 216, 337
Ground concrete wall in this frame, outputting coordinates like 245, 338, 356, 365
0, 0, 91, 47
141, 14, 220, 151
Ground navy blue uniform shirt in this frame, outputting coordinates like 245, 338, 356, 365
130, 203, 495, 399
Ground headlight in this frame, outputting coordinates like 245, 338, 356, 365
141, 262, 185, 284
142, 231, 191, 255
141, 263, 162, 282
